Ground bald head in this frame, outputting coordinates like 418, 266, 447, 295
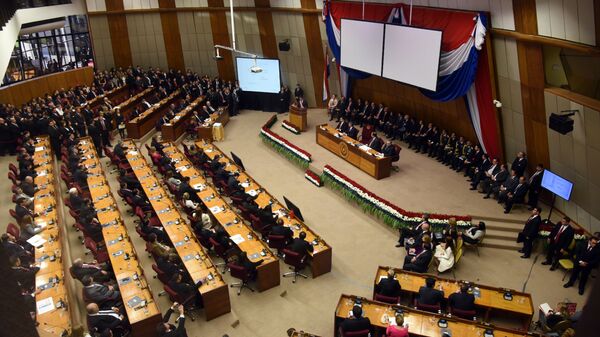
86, 303, 99, 314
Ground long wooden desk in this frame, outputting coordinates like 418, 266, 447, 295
114, 87, 155, 121
374, 267, 534, 328
335, 295, 534, 337
196, 141, 332, 278
197, 107, 230, 141
122, 140, 232, 319
87, 84, 129, 111
161, 96, 204, 142
31, 136, 73, 337
316, 124, 391, 180
78, 137, 162, 337
126, 89, 181, 139
159, 142, 281, 292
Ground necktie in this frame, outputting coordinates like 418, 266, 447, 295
555, 225, 566, 241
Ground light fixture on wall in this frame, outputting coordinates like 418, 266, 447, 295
213, 0, 263, 73
492, 99, 502, 108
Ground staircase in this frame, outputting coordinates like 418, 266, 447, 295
473, 217, 523, 251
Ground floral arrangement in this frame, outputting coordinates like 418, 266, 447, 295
305, 169, 322, 187
538, 222, 588, 241
259, 115, 312, 169
281, 120, 301, 134
321, 165, 472, 231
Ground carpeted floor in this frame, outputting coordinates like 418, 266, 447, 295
0, 108, 592, 337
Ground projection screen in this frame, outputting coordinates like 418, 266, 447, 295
340, 19, 385, 76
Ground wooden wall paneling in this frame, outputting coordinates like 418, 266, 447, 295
207, 0, 236, 81
158, 0, 185, 70
300, 0, 325, 107
596, 0, 600, 46
105, 0, 133, 67
513, 0, 551, 170
254, 0, 279, 59
0, 67, 94, 106
484, 13, 505, 162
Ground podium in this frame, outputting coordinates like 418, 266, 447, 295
289, 105, 307, 132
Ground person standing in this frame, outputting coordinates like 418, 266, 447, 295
156, 302, 187, 337
518, 207, 542, 258
294, 83, 304, 101
527, 164, 544, 210
564, 236, 599, 295
542, 217, 575, 269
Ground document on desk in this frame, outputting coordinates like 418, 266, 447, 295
230, 234, 245, 245
359, 145, 371, 152
35, 146, 45, 152
240, 182, 250, 188
247, 189, 258, 197
210, 206, 224, 214
27, 235, 47, 248
36, 297, 55, 315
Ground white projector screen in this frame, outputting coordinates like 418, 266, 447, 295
236, 57, 281, 93
382, 24, 442, 91
340, 19, 385, 76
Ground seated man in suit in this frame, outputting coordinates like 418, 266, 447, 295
82, 275, 122, 310
375, 268, 402, 299
287, 231, 314, 257
367, 132, 383, 152
148, 233, 176, 259
417, 277, 444, 307
402, 243, 433, 273
20, 176, 37, 197
448, 284, 476, 312
381, 141, 398, 158
157, 254, 186, 277
156, 303, 187, 337
68, 187, 87, 211
86, 303, 129, 337
563, 236, 599, 295
70, 258, 112, 284
497, 169, 519, 203
503, 176, 528, 213
167, 272, 204, 307
482, 164, 508, 199
270, 219, 294, 245
346, 122, 359, 140
340, 306, 372, 334
336, 118, 350, 134
9, 255, 39, 291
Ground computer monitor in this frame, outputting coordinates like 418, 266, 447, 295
230, 152, 245, 171
283, 196, 304, 222
541, 169, 574, 201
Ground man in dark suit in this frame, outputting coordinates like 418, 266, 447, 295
497, 169, 519, 203
367, 132, 382, 152
402, 243, 433, 273
294, 83, 304, 101
15, 197, 34, 221
448, 284, 476, 312
381, 141, 397, 158
542, 217, 575, 269
70, 258, 112, 283
511, 151, 528, 177
527, 164, 544, 209
519, 207, 542, 258
270, 219, 293, 245
156, 303, 187, 337
346, 122, 359, 140
417, 277, 444, 306
86, 303, 129, 337
564, 236, 600, 295
340, 306, 371, 334
471, 158, 499, 190
483, 164, 508, 199
504, 176, 529, 213
82, 275, 122, 309
375, 269, 401, 298
335, 118, 349, 134
288, 231, 313, 256
1, 233, 33, 265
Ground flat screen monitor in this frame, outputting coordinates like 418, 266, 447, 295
340, 19, 385, 76
541, 169, 574, 201
235, 57, 281, 93
283, 196, 304, 222
230, 152, 245, 171
382, 24, 442, 91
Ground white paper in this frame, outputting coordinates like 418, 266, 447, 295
210, 206, 223, 214
38, 171, 47, 177
539, 303, 552, 315
240, 182, 250, 188
359, 145, 370, 151
128, 151, 138, 155
177, 166, 188, 172
214, 123, 222, 127
36, 297, 54, 315
192, 183, 205, 190
27, 234, 47, 248
35, 146, 45, 152
230, 234, 245, 244
247, 189, 258, 197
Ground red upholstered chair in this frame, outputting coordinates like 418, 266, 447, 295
227, 262, 255, 295
135, 226, 149, 241
209, 238, 230, 273
340, 329, 370, 337
449, 307, 477, 320
6, 223, 20, 239
267, 234, 287, 256
9, 209, 19, 221
282, 248, 308, 283
414, 298, 441, 313
84, 237, 109, 264
8, 172, 18, 186
152, 264, 170, 285
374, 293, 400, 305
163, 285, 197, 321
8, 163, 18, 176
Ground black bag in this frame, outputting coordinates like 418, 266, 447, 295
516, 232, 524, 243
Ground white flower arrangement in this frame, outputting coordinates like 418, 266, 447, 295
260, 128, 311, 162
282, 120, 300, 134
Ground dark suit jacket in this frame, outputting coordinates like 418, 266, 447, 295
548, 224, 575, 250
573, 241, 600, 269
512, 157, 528, 176
341, 316, 371, 332
522, 215, 541, 238
70, 264, 104, 282
511, 183, 529, 202
418, 286, 444, 305
375, 277, 401, 297
409, 250, 433, 273
367, 137, 382, 152
288, 238, 313, 256
270, 225, 293, 242
87, 311, 124, 333
161, 308, 187, 337
448, 292, 475, 311
347, 127, 359, 140
83, 283, 120, 303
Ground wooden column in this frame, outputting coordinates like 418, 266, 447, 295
105, 0, 133, 67
300, 0, 325, 107
254, 0, 279, 59
513, 0, 550, 170
158, 0, 185, 70
207, 0, 236, 81
595, 0, 600, 46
